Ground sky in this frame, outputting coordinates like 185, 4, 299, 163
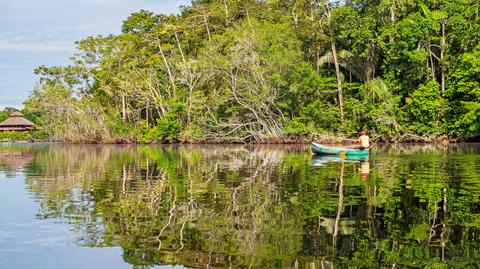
0, 0, 190, 109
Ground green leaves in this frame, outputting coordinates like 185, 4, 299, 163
419, 2, 431, 18
448, 45, 480, 135
363, 78, 390, 101
405, 80, 443, 134
141, 103, 184, 143
121, 10, 166, 34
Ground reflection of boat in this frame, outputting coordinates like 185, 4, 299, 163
311, 142, 369, 156
312, 155, 368, 166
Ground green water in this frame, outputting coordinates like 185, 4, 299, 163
0, 144, 479, 269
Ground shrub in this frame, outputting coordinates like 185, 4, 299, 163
30, 131, 50, 141
405, 80, 443, 134
0, 132, 30, 141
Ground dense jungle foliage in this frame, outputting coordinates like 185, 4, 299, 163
23, 0, 480, 143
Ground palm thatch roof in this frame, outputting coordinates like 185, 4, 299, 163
0, 112, 35, 128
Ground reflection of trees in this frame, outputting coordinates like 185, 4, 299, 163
332, 162, 344, 249
2, 143, 480, 268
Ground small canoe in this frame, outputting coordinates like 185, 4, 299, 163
311, 142, 369, 156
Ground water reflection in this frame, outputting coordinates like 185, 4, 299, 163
0, 144, 34, 176
0, 143, 480, 268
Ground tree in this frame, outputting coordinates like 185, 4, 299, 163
24, 0, 480, 142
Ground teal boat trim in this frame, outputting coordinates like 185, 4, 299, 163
311, 142, 369, 156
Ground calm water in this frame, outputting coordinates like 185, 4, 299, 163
0, 143, 479, 269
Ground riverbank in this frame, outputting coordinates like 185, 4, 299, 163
2, 132, 478, 144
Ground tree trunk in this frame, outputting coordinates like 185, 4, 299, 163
223, 0, 229, 26
429, 50, 435, 79
122, 94, 126, 123
157, 39, 176, 97
476, 0, 479, 21
389, 4, 396, 43
174, 30, 186, 63
390, 5, 396, 23
440, 21, 446, 94
331, 41, 345, 123
187, 86, 193, 125
202, 8, 211, 41
245, 8, 251, 26
146, 101, 149, 126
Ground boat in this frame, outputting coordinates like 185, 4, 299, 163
311, 142, 369, 156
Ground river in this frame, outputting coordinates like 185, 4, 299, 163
0, 143, 479, 268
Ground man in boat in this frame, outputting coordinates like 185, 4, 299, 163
356, 130, 370, 150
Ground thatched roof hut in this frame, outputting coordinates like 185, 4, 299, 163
0, 112, 35, 132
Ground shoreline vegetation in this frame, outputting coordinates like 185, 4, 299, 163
1, 131, 477, 144
8, 0, 480, 144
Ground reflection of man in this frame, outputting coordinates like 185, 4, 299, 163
358, 161, 370, 181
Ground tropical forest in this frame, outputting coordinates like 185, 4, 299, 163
18, 0, 480, 143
